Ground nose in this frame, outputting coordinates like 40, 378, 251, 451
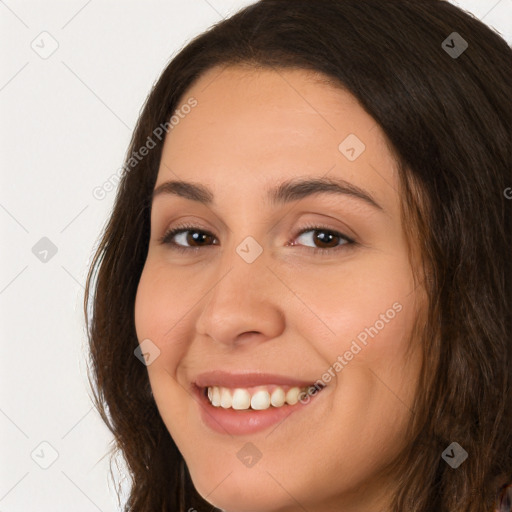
194, 247, 286, 347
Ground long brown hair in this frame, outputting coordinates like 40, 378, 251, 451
84, 1, 512, 510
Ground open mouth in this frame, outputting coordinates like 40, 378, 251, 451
192, 371, 327, 434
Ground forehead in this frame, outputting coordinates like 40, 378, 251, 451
155, 65, 399, 214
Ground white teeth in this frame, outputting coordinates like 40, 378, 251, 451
251, 390, 270, 410
206, 385, 320, 410
285, 387, 300, 405
211, 387, 221, 407
270, 387, 285, 407
232, 389, 251, 410
220, 388, 232, 408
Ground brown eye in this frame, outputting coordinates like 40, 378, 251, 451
182, 230, 215, 247
294, 228, 351, 250
161, 227, 217, 248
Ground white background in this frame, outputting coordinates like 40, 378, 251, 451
1, 1, 511, 510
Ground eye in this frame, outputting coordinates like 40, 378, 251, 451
291, 226, 354, 254
158, 224, 217, 252
158, 223, 355, 255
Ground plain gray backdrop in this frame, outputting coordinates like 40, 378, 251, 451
1, 1, 511, 510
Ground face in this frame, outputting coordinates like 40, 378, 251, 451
134, 66, 425, 512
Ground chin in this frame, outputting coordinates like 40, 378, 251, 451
190, 468, 297, 512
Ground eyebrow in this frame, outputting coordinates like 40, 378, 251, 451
152, 176, 383, 211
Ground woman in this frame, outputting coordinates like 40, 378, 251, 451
84, 0, 512, 510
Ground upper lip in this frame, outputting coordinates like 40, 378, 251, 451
194, 370, 320, 389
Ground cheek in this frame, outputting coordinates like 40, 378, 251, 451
278, 250, 416, 365
134, 262, 192, 369
134, 264, 195, 433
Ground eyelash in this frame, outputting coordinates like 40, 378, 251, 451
158, 223, 356, 256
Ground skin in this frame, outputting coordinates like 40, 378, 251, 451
134, 65, 426, 512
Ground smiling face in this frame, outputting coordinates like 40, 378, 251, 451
134, 65, 426, 512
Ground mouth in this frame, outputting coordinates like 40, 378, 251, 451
192, 371, 327, 435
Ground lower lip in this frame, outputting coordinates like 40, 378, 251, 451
194, 386, 324, 435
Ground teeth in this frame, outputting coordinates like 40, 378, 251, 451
285, 387, 300, 405
220, 388, 232, 408
211, 387, 221, 407
232, 389, 251, 410
251, 390, 270, 410
270, 387, 285, 407
205, 385, 320, 410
